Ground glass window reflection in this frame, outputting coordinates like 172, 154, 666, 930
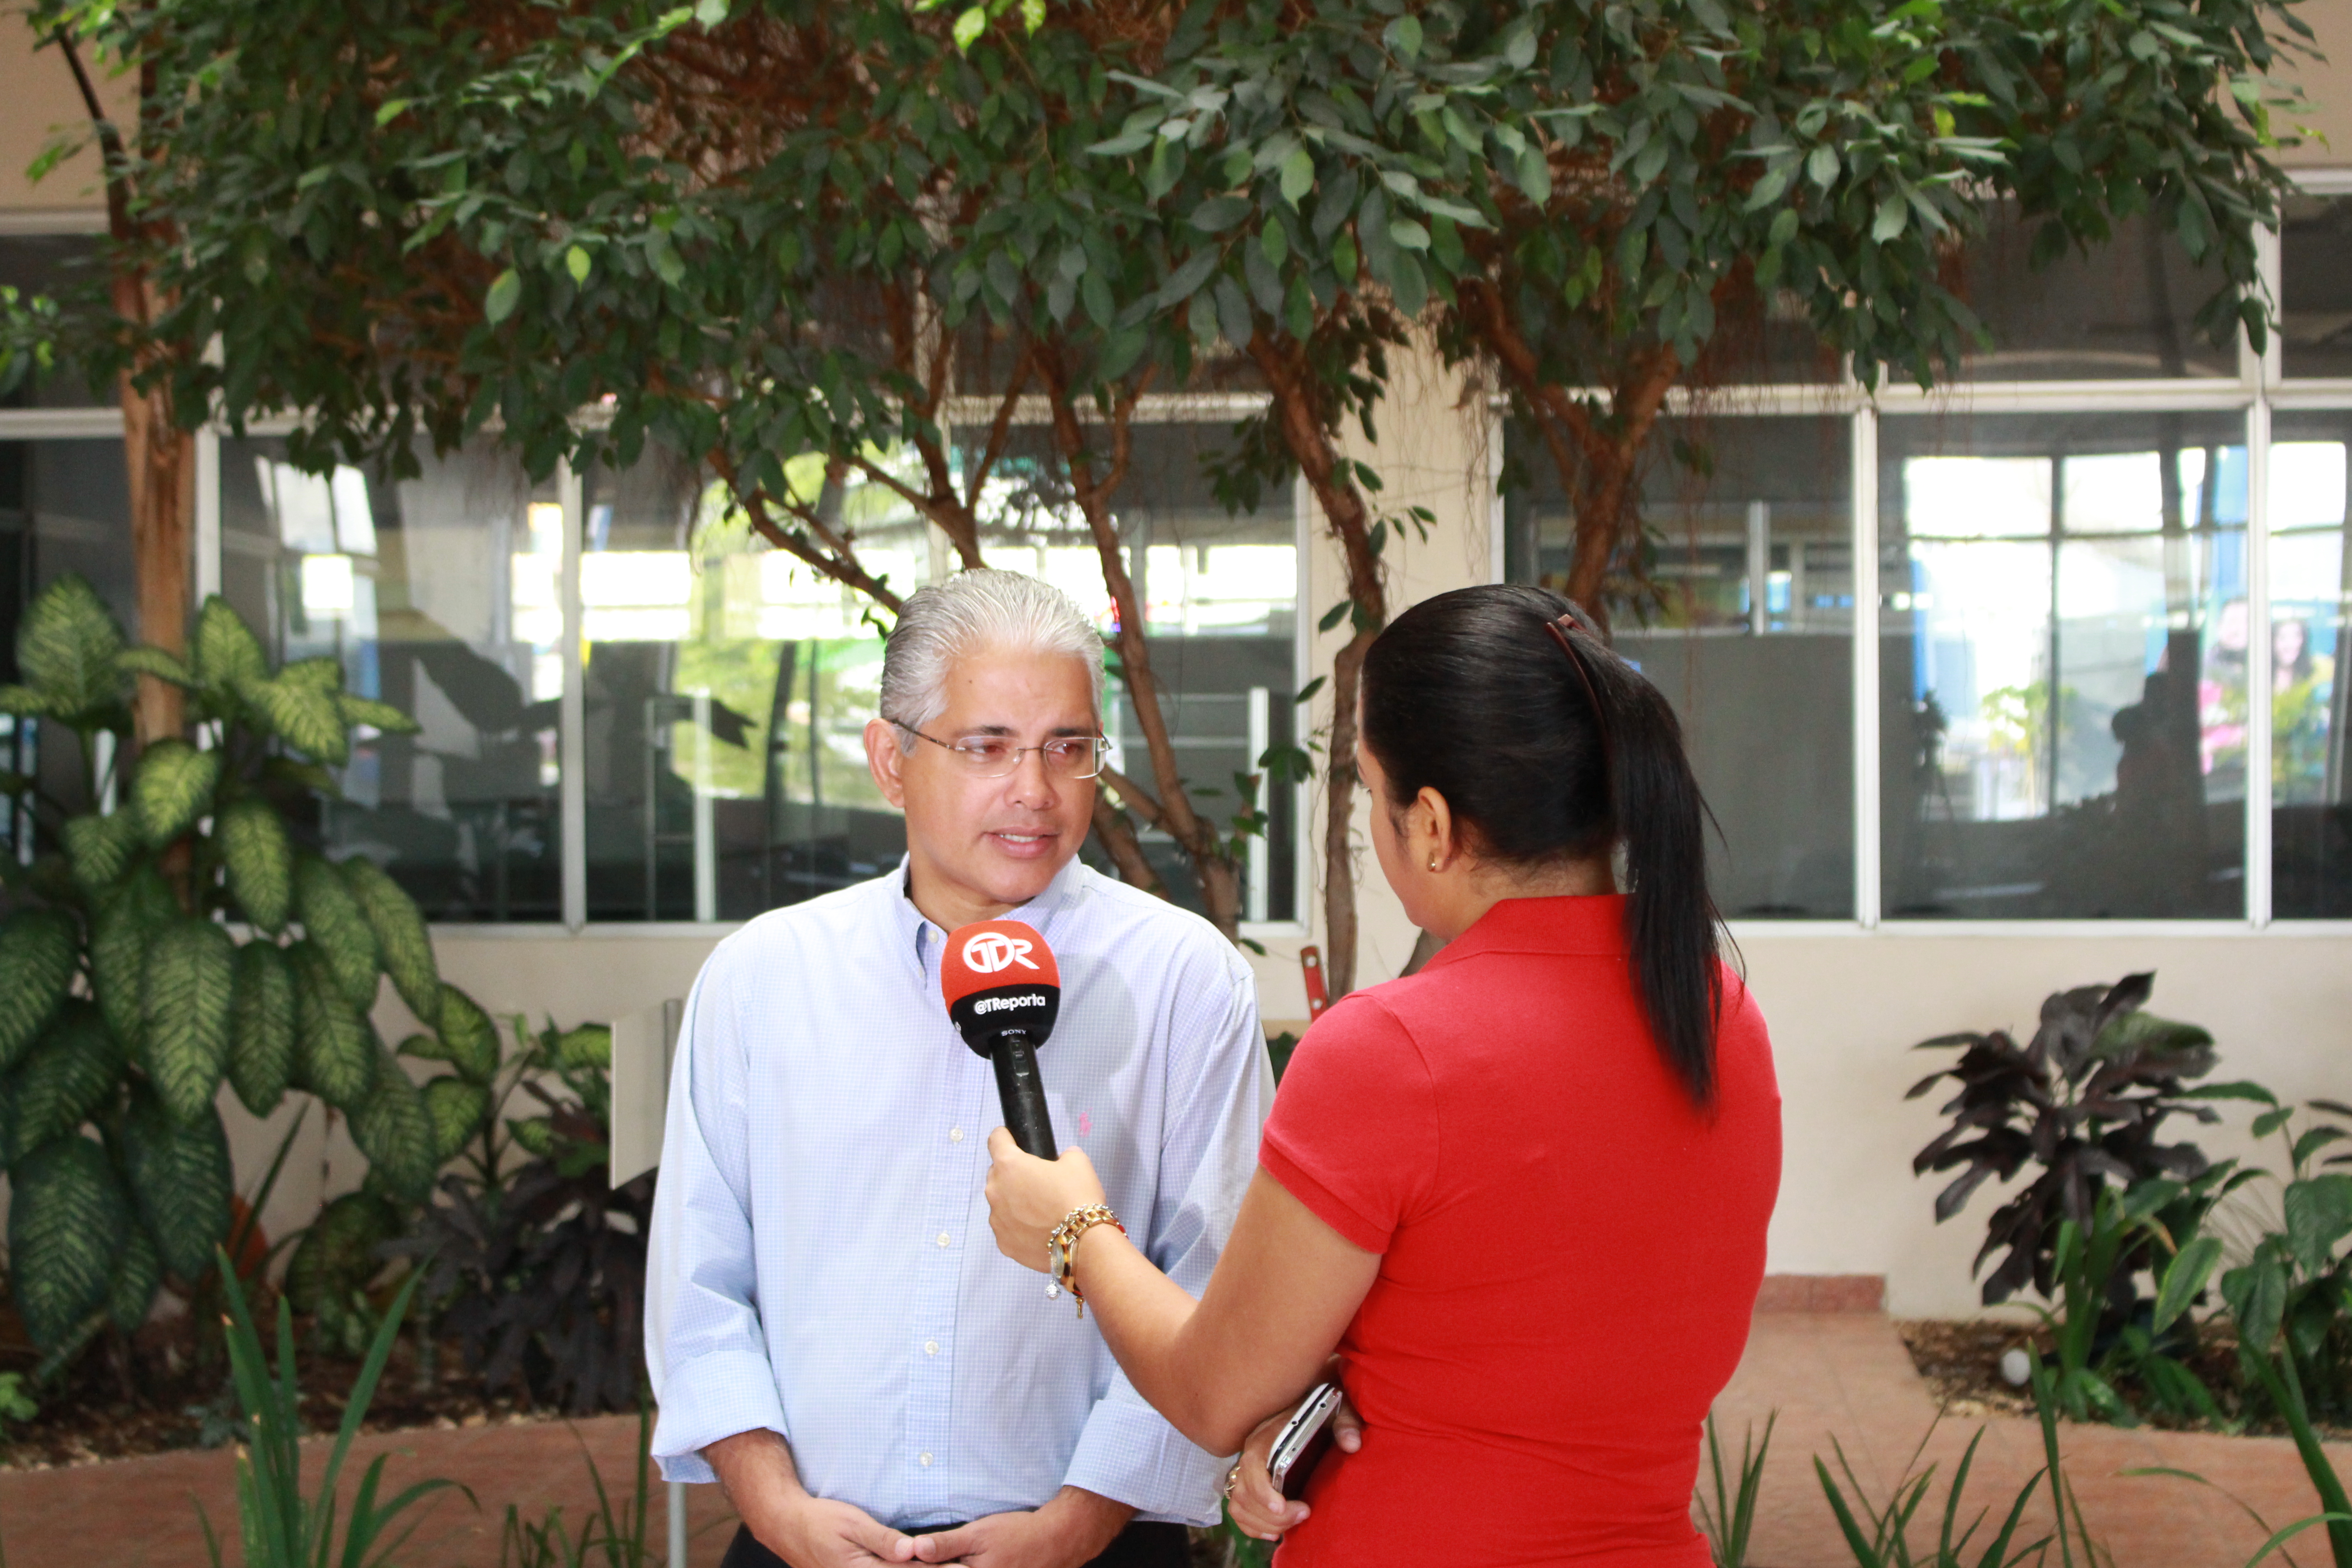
1880, 413, 2249, 917
221, 439, 563, 921
2268, 415, 2352, 916
1506, 416, 1855, 918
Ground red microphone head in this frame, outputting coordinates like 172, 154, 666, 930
941, 920, 1061, 1058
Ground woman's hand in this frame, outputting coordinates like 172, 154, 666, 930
984, 1129, 1109, 1273
1224, 1389, 1365, 1542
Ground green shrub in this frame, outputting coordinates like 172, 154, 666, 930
0, 576, 493, 1367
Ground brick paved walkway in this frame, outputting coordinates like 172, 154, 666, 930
4, 1313, 2347, 1566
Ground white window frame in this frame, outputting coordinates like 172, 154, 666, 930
166, 392, 1312, 934
1492, 172, 2352, 938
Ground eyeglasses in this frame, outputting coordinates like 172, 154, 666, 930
892, 720, 1110, 780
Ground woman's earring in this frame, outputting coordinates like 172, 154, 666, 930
1427, 857, 1439, 872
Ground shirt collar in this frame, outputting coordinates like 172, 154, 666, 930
893, 853, 1091, 980
1421, 893, 1631, 973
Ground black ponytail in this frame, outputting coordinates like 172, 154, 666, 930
1360, 584, 1726, 1106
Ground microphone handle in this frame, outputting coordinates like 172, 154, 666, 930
991, 1034, 1058, 1159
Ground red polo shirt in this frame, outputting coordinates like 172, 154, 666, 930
1259, 896, 1781, 1568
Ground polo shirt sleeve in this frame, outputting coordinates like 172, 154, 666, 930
1257, 994, 1437, 1254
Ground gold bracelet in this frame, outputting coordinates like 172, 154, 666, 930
1045, 1204, 1125, 1319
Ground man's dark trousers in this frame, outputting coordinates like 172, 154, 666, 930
718, 1519, 1191, 1568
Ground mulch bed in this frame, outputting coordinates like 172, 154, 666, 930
1895, 1318, 2352, 1441
0, 1299, 569, 1472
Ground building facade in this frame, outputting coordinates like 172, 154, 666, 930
6, 8, 2352, 1314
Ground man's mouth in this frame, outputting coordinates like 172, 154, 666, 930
988, 830, 1057, 853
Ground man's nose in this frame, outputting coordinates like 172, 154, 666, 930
1004, 745, 1058, 804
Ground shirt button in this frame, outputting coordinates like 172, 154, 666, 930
919, 1452, 934, 1467
950, 1127, 964, 1143
936, 1232, 952, 1248
924, 1340, 939, 1356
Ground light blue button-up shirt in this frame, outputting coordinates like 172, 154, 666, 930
646, 855, 1268, 1528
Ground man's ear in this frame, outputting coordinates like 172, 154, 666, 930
866, 718, 907, 808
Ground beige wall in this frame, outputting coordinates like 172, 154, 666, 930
0, 12, 133, 214
2278, 0, 2352, 167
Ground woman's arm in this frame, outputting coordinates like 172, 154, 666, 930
985, 1134, 1381, 1455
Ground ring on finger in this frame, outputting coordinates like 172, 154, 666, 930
1222, 1462, 1242, 1500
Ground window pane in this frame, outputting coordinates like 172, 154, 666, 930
0, 439, 133, 856
2269, 414, 2352, 916
1879, 412, 2248, 918
582, 449, 924, 921
1955, 204, 2235, 381
1505, 416, 1855, 918
2280, 193, 2352, 381
963, 424, 1300, 924
221, 438, 563, 921
0, 236, 109, 408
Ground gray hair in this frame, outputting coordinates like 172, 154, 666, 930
879, 568, 1105, 739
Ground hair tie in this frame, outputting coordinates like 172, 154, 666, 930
1543, 610, 1614, 796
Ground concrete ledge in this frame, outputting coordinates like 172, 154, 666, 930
1754, 1274, 1886, 1313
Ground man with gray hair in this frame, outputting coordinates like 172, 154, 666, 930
648, 569, 1269, 1568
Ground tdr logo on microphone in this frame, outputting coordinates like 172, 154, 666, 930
961, 931, 1040, 975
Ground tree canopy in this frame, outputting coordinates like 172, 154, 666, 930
10, 0, 2314, 989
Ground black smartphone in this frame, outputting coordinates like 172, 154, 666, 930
1265, 1381, 1344, 1501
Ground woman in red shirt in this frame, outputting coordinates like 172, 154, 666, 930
981, 586, 1782, 1568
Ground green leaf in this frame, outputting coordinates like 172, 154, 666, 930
92, 867, 174, 1053
485, 268, 523, 325
2152, 1235, 2222, 1332
7, 1135, 129, 1350
951, 5, 986, 51
0, 684, 59, 718
245, 675, 348, 764
551, 1024, 611, 1070
121, 1090, 233, 1281
422, 1075, 490, 1162
2283, 1175, 2352, 1277
1188, 196, 1251, 233
2226, 1254, 2288, 1353
191, 597, 268, 694
341, 858, 437, 1027
0, 908, 78, 1073
130, 740, 221, 849
227, 940, 297, 1117
296, 854, 379, 1009
335, 692, 420, 735
290, 941, 375, 1111
1807, 143, 1840, 189
350, 1053, 434, 1204
1872, 192, 1908, 242
15, 574, 127, 719
220, 798, 294, 933
107, 1221, 162, 1333
11, 1001, 122, 1154
62, 811, 139, 892
419, 984, 499, 1082
1279, 146, 1315, 206
1515, 146, 1552, 206
1318, 599, 1352, 633
565, 245, 592, 284
1383, 14, 1422, 57
140, 917, 236, 1124
508, 1115, 558, 1158
116, 647, 195, 687
373, 98, 412, 127
284, 1190, 399, 1319
1389, 218, 1431, 252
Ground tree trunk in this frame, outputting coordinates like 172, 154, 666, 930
1248, 331, 1389, 997
57, 30, 192, 747
122, 371, 191, 746
1034, 350, 1244, 937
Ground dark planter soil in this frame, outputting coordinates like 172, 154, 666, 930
1896, 1318, 2352, 1441
0, 1298, 575, 1471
